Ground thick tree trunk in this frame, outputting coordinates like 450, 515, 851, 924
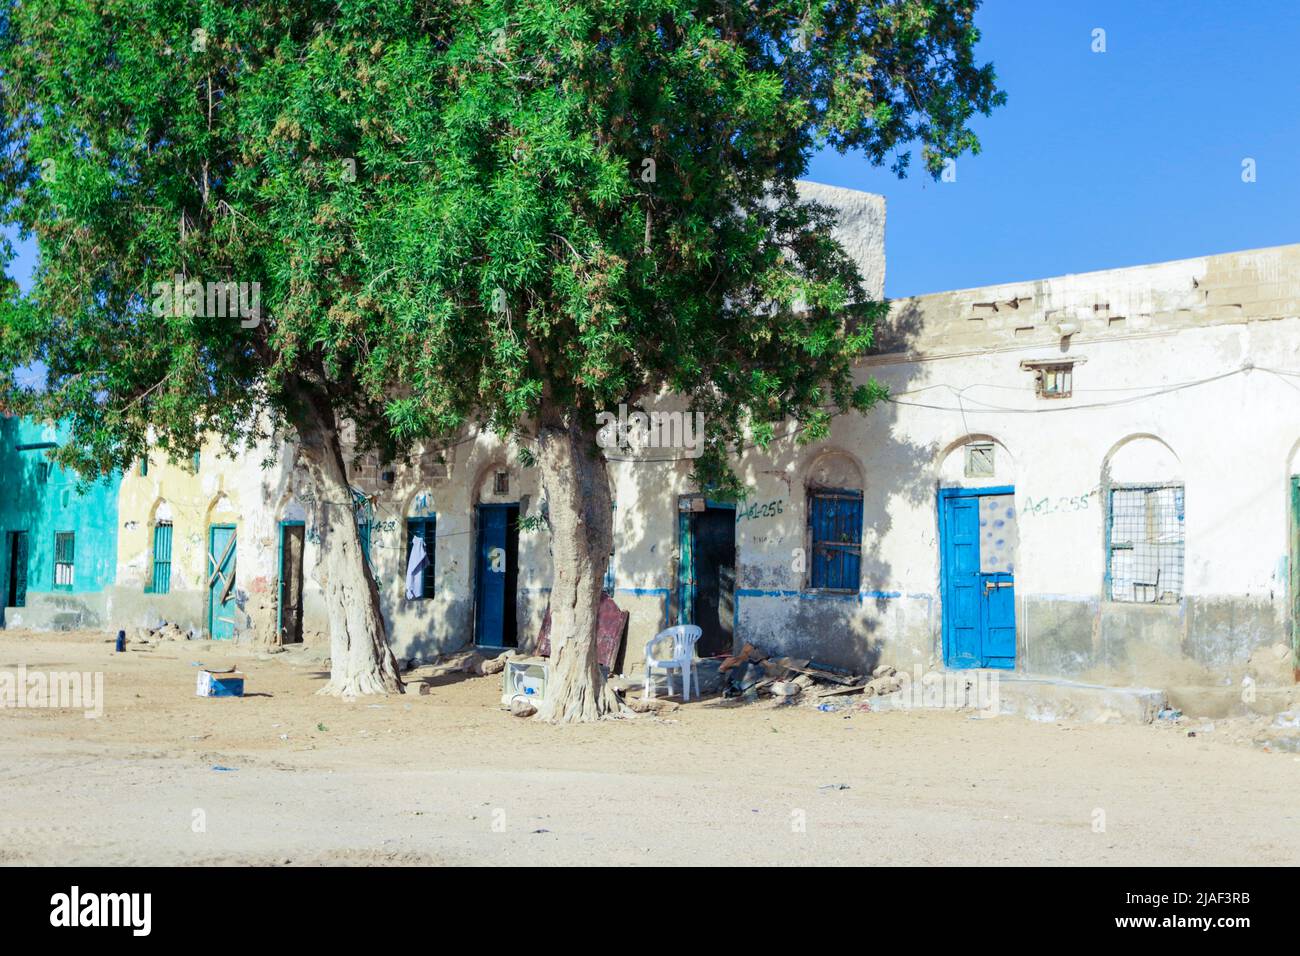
535, 406, 619, 722
290, 389, 404, 697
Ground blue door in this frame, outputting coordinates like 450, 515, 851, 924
208, 525, 237, 640
939, 488, 1017, 669
475, 504, 518, 647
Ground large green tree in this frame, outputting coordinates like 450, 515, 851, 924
0, 0, 1001, 716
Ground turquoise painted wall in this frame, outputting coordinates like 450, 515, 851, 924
0, 416, 121, 599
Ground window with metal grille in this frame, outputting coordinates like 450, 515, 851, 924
150, 521, 173, 594
1107, 485, 1184, 603
808, 489, 863, 590
494, 471, 510, 495
54, 532, 75, 588
405, 518, 436, 599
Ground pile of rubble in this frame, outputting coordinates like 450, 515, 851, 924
131, 621, 194, 644
720, 643, 899, 704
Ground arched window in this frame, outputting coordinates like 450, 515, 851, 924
1104, 437, 1184, 603
149, 500, 173, 594
805, 452, 864, 591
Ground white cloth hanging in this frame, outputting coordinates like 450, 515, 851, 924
405, 534, 428, 600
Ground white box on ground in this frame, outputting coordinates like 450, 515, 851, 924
502, 657, 549, 707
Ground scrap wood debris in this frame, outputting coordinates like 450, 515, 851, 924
721, 646, 902, 705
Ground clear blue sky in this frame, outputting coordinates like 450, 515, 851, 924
807, 0, 1300, 297
6, 0, 1298, 306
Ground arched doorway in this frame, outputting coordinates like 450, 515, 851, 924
936, 436, 1017, 669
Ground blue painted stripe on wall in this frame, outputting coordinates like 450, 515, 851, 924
521, 586, 671, 597
734, 588, 906, 601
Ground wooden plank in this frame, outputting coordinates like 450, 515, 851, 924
207, 533, 237, 588
769, 656, 860, 686
536, 594, 628, 670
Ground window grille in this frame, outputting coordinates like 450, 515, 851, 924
1108, 485, 1184, 603
54, 532, 75, 588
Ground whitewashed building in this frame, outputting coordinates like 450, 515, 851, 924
89, 183, 1300, 703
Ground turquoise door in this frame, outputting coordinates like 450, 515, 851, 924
207, 525, 237, 640
939, 488, 1016, 669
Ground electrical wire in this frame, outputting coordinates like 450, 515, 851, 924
886, 366, 1258, 414
346, 364, 1300, 471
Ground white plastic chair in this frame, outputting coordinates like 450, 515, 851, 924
644, 625, 702, 702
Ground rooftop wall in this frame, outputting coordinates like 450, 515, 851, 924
874, 243, 1300, 359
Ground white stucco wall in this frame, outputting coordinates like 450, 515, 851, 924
102, 187, 1300, 694
796, 180, 886, 300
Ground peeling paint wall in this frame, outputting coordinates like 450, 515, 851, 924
542, 242, 1300, 688
847, 242, 1300, 686
280, 431, 551, 661
110, 437, 283, 640
18, 189, 1298, 698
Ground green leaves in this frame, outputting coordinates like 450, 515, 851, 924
0, 0, 1001, 477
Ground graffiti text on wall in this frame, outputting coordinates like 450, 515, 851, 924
736, 499, 785, 523
1020, 489, 1099, 517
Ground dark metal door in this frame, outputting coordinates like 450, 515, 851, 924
692, 507, 736, 657
6, 531, 28, 607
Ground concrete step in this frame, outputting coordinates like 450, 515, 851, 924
992, 673, 1167, 725
1165, 685, 1299, 719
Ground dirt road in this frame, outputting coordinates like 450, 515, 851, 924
0, 629, 1296, 865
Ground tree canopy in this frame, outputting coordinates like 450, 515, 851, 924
0, 0, 1003, 711
0, 0, 1002, 478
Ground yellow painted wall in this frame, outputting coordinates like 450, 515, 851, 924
112, 439, 255, 635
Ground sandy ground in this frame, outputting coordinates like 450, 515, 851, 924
1, 628, 1298, 866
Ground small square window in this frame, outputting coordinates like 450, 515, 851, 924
493, 471, 510, 495
1035, 363, 1073, 399
965, 443, 995, 478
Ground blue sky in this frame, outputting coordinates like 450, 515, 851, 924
808, 0, 1300, 296
7, 0, 1298, 306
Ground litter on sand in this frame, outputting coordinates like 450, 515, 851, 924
196, 669, 245, 698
